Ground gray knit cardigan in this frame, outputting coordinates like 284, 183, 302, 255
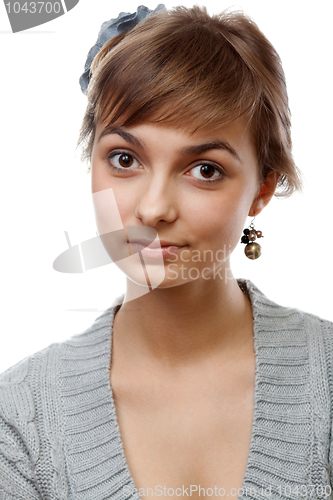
1, 279, 333, 500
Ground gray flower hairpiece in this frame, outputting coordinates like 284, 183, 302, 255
79, 4, 166, 95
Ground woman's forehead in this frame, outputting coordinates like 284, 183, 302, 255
96, 113, 252, 141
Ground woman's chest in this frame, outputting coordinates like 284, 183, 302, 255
112, 357, 256, 499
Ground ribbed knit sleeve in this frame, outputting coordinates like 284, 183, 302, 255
321, 319, 333, 489
0, 344, 71, 499
0, 357, 42, 499
0, 418, 42, 499
239, 280, 333, 500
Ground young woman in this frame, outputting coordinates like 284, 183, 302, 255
1, 5, 333, 500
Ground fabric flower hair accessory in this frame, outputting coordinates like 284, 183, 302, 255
79, 4, 166, 95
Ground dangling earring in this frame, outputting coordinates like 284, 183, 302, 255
241, 217, 263, 259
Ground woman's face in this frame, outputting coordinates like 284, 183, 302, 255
91, 118, 263, 289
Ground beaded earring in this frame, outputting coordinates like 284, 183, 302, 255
241, 217, 263, 259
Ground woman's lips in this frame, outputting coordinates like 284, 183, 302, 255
128, 241, 185, 259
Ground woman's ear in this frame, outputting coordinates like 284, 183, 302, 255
249, 171, 279, 217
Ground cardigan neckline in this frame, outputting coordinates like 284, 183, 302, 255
107, 278, 260, 499
105, 278, 258, 499
59, 278, 314, 499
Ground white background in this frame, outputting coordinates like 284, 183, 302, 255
0, 0, 332, 372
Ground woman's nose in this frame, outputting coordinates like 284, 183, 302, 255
134, 174, 178, 227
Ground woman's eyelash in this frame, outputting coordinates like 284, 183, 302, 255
106, 151, 225, 183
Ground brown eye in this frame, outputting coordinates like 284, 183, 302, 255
200, 165, 215, 178
189, 163, 224, 183
119, 154, 134, 168
108, 152, 140, 171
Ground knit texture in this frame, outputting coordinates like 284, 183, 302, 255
1, 279, 333, 500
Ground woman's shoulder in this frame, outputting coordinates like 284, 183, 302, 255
240, 277, 333, 362
0, 300, 123, 434
240, 278, 333, 391
0, 301, 119, 388
239, 277, 333, 329
0, 301, 121, 498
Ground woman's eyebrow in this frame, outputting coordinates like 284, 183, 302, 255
97, 127, 143, 148
97, 127, 241, 163
179, 140, 241, 162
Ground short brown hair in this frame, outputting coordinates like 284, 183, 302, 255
77, 5, 302, 197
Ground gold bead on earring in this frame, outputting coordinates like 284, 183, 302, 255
240, 218, 263, 259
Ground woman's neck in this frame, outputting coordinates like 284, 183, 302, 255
112, 272, 254, 369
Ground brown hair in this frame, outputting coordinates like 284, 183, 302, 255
77, 5, 302, 197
